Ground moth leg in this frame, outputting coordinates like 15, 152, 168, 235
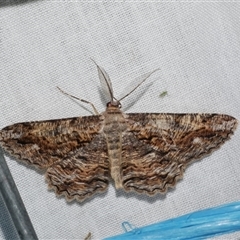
57, 86, 99, 115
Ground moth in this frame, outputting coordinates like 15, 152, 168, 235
0, 63, 238, 202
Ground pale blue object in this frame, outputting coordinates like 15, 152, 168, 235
104, 201, 240, 240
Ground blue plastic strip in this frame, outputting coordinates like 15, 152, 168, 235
104, 201, 240, 240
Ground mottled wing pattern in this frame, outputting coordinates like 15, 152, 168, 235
0, 116, 110, 201
46, 134, 109, 202
121, 113, 237, 195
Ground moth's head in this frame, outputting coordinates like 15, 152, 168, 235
107, 100, 122, 109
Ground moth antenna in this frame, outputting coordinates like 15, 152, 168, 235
118, 68, 160, 102
56, 86, 99, 115
90, 58, 114, 102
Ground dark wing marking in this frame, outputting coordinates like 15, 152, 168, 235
121, 113, 237, 195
